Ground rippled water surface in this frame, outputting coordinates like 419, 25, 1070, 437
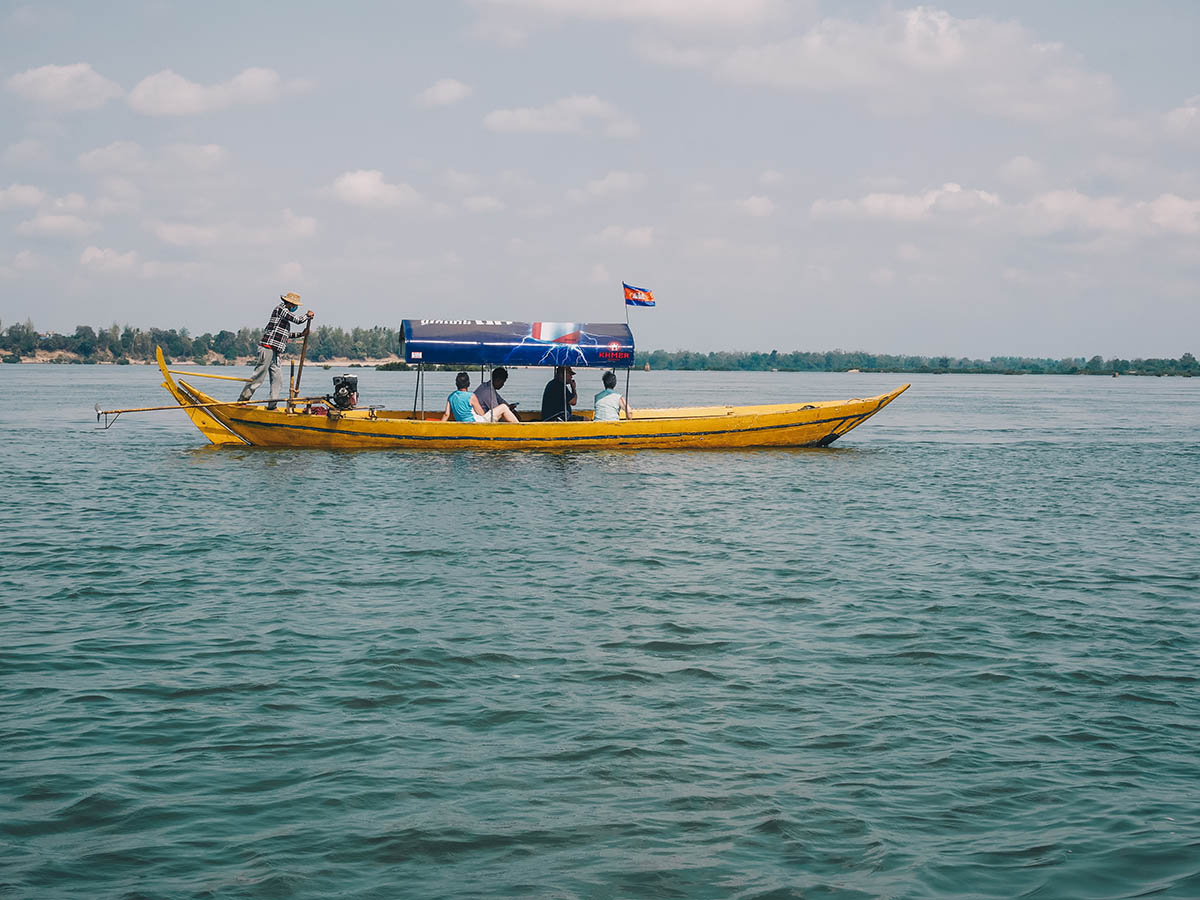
2, 365, 1198, 899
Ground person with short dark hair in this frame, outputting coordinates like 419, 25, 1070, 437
474, 366, 516, 416
442, 371, 519, 423
593, 370, 632, 421
239, 291, 314, 409
540, 365, 578, 421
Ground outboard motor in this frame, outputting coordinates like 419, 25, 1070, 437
330, 374, 358, 410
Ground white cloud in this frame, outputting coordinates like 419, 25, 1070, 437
1022, 190, 1134, 234
650, 6, 1115, 122
597, 224, 654, 247
94, 177, 141, 216
589, 262, 611, 284
474, 0, 783, 28
331, 169, 423, 209
1022, 191, 1200, 237
440, 169, 481, 193
471, 20, 530, 47
1147, 194, 1200, 235
279, 261, 304, 282
484, 94, 639, 137
567, 170, 646, 202
153, 222, 219, 247
895, 242, 922, 262
1165, 95, 1200, 139
693, 237, 780, 262
138, 259, 208, 280
4, 139, 43, 165
811, 181, 1200, 239
17, 213, 96, 237
152, 209, 316, 247
741, 194, 774, 216
128, 67, 305, 116
463, 195, 505, 213
78, 141, 146, 173
80, 246, 138, 272
759, 169, 784, 185
5, 62, 122, 110
51, 193, 87, 213
280, 209, 317, 239
8, 5, 73, 28
164, 143, 229, 170
0, 183, 46, 209
812, 182, 1000, 222
416, 78, 473, 108
12, 249, 43, 270
999, 155, 1043, 185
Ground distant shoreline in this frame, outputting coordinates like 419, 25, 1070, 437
6, 352, 1196, 377
4, 350, 401, 368
2, 322, 1195, 376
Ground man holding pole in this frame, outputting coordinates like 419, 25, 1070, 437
238, 292, 314, 409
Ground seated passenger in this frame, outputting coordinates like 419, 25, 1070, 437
474, 366, 517, 416
593, 371, 632, 421
441, 371, 520, 423
540, 365, 578, 421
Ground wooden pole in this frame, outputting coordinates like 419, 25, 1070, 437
292, 318, 313, 400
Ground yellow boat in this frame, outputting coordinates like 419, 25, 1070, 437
153, 345, 910, 451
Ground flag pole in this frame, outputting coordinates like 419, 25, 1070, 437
623, 282, 632, 410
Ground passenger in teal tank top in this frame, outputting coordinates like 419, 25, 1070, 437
593, 371, 632, 421
440, 372, 520, 423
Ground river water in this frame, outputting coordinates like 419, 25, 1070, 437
2, 365, 1198, 898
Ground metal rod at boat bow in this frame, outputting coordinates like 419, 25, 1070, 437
166, 369, 251, 382
95, 395, 328, 428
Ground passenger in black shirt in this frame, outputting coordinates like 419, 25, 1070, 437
540, 366, 578, 421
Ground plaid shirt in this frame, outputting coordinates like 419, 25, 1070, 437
259, 302, 308, 352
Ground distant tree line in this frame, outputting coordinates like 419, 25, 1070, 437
2, 319, 1196, 376
0, 320, 402, 364
640, 349, 1199, 376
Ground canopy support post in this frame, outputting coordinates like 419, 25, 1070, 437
412, 363, 421, 420
625, 367, 631, 417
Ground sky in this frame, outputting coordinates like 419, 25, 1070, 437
1, 0, 1198, 357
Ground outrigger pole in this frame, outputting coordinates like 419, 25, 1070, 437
165, 369, 251, 382
95, 395, 326, 429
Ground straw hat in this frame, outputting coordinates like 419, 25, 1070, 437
281, 292, 301, 306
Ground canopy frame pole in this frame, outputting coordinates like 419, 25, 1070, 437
412, 363, 421, 420
292, 318, 312, 404
420, 364, 425, 420
625, 367, 631, 417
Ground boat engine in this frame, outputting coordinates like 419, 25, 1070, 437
330, 374, 358, 410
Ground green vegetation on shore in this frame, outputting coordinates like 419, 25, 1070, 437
0, 320, 400, 365
2, 320, 1196, 376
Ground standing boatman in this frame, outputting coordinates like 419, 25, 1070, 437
239, 292, 314, 409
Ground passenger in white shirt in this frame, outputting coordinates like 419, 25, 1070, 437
593, 371, 632, 421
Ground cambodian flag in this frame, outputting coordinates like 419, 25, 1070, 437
623, 282, 655, 307
531, 322, 582, 343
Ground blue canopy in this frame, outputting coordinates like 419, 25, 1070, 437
402, 320, 635, 368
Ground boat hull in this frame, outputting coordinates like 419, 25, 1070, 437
157, 345, 907, 450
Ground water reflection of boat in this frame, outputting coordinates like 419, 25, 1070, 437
153, 320, 909, 450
